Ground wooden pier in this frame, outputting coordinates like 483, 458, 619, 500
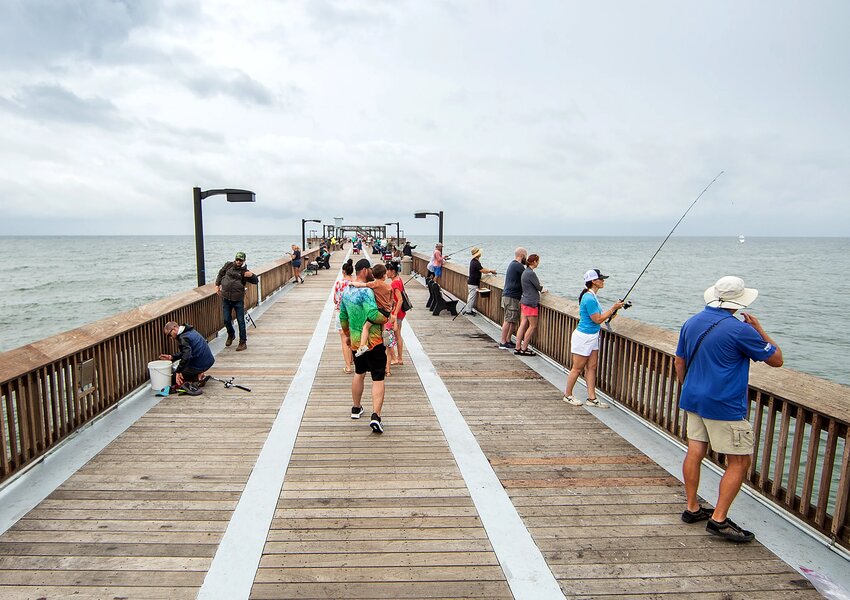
0, 248, 836, 598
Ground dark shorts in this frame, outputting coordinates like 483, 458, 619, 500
293, 260, 302, 268
353, 344, 386, 381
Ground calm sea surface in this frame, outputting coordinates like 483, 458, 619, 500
1, 235, 848, 387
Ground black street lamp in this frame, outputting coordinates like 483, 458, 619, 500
302, 218, 321, 251
193, 187, 256, 287
384, 221, 400, 244
414, 210, 443, 244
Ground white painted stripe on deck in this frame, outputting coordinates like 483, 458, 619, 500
198, 258, 345, 600
403, 321, 565, 599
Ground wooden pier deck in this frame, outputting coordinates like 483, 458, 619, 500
0, 252, 822, 599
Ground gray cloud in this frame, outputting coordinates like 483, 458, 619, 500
184, 70, 279, 107
305, 0, 406, 41
0, 83, 124, 128
0, 0, 171, 67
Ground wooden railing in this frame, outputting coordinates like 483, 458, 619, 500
413, 252, 850, 550
0, 249, 317, 484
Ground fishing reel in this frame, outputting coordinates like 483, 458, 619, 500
209, 376, 252, 392
621, 300, 633, 310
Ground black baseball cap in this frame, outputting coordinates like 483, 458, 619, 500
354, 258, 372, 272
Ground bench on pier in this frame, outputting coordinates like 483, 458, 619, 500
426, 279, 459, 316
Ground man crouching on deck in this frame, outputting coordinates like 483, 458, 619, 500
160, 321, 215, 396
675, 276, 783, 543
339, 258, 388, 433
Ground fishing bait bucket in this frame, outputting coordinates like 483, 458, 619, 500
148, 360, 173, 392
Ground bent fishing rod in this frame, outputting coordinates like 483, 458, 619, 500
606, 171, 725, 327
443, 243, 483, 259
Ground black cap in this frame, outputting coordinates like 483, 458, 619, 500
354, 258, 372, 272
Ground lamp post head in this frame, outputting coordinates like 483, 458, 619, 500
225, 190, 255, 203
198, 188, 256, 202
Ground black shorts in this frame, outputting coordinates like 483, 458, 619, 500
353, 344, 386, 381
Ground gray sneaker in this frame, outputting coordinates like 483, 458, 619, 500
585, 397, 609, 408
563, 395, 584, 406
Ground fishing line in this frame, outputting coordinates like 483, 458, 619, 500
606, 171, 725, 326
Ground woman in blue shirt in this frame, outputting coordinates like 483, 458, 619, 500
563, 269, 624, 408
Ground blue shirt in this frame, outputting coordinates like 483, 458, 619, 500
577, 291, 602, 334
503, 260, 525, 299
676, 306, 777, 421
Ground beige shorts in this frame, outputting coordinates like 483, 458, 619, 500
501, 296, 521, 324
686, 412, 754, 455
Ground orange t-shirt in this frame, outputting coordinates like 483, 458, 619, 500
369, 279, 393, 313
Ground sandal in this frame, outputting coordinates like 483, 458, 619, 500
514, 349, 537, 357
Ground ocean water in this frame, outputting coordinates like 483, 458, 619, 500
1, 235, 849, 387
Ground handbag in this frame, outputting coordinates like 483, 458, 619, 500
400, 289, 413, 312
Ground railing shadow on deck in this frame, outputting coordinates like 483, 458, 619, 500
412, 252, 850, 552
0, 248, 319, 485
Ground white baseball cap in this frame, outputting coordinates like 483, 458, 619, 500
704, 276, 758, 309
583, 269, 608, 283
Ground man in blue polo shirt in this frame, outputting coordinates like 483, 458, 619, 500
675, 276, 783, 543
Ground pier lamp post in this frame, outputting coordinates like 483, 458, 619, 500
193, 187, 255, 287
302, 219, 321, 250
414, 210, 443, 245
384, 222, 400, 245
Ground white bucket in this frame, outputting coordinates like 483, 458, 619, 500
148, 360, 173, 392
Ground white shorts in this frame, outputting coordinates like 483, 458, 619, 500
570, 329, 599, 356
334, 312, 343, 332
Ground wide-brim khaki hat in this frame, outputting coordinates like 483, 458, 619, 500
471, 247, 482, 258
704, 276, 758, 309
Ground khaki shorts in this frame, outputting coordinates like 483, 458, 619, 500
686, 412, 754, 455
501, 296, 521, 324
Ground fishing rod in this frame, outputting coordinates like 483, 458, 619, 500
606, 171, 725, 327
443, 243, 483, 260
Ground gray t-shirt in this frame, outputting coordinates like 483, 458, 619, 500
520, 268, 543, 307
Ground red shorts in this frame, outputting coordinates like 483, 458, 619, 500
521, 304, 539, 317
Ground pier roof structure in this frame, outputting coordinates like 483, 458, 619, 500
0, 246, 844, 598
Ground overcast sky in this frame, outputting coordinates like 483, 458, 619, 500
1, 0, 848, 237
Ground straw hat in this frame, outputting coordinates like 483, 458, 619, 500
471, 247, 482, 259
704, 276, 758, 309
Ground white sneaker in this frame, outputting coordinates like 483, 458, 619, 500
585, 397, 609, 408
563, 395, 583, 406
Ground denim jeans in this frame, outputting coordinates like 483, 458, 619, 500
222, 297, 247, 342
